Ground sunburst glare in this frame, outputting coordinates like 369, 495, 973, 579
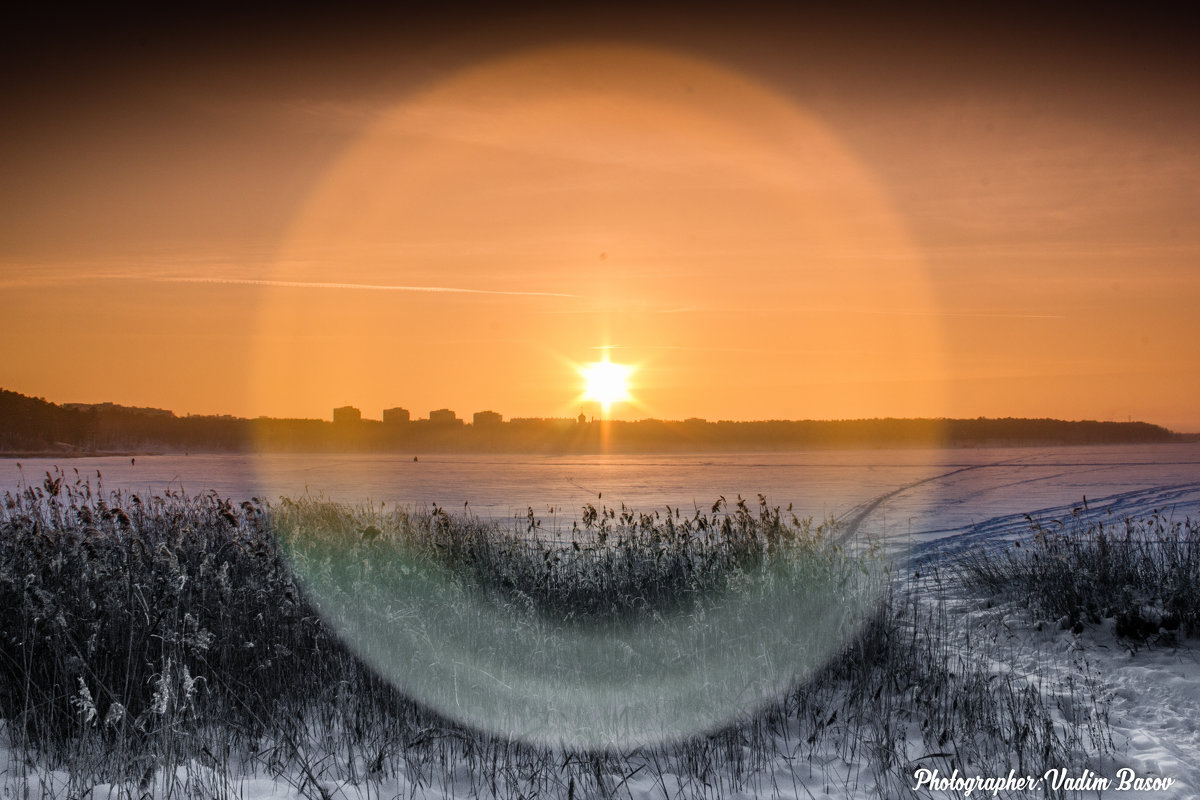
579, 358, 634, 415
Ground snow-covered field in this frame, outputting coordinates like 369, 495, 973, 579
5, 443, 1198, 533
3, 447, 1200, 799
7, 565, 1197, 799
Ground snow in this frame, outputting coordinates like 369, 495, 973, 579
5, 449, 1200, 798
8, 590, 1199, 798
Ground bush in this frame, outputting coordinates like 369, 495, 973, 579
956, 511, 1200, 640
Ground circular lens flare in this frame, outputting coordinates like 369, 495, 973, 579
256, 40, 947, 749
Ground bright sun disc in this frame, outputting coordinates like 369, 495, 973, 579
580, 360, 633, 412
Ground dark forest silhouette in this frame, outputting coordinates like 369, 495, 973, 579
0, 388, 1185, 455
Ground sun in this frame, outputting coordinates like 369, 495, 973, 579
579, 359, 634, 414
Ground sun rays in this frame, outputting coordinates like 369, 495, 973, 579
579, 357, 635, 415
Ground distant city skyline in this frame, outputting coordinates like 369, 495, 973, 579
3, 387, 1183, 458
23, 389, 1186, 433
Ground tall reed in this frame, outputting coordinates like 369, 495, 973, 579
0, 469, 1124, 798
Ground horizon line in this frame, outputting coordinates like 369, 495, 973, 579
2, 388, 1188, 433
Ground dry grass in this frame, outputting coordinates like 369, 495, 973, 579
956, 510, 1200, 642
0, 467, 1132, 798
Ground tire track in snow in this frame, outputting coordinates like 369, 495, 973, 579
834, 460, 1016, 541
906, 482, 1200, 566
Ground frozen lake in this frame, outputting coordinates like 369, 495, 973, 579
4, 444, 1200, 546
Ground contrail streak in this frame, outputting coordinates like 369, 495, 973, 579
151, 276, 576, 298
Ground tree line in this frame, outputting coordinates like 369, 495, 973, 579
0, 388, 1181, 455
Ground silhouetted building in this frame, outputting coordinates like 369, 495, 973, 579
577, 412, 587, 424
473, 410, 502, 426
382, 407, 411, 424
63, 402, 174, 418
429, 408, 462, 426
332, 406, 361, 424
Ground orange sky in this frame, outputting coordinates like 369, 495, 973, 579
2, 7, 1198, 429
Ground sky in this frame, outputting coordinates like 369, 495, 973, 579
2, 5, 1198, 429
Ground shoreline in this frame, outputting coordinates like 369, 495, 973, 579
2, 438, 1198, 461
0, 450, 166, 459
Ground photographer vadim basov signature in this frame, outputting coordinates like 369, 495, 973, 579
913, 767, 1176, 795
